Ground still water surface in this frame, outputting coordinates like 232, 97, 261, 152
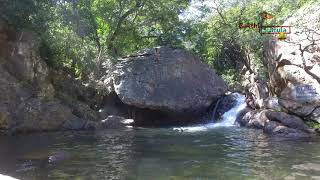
0, 127, 320, 180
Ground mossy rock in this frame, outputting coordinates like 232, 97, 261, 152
305, 120, 320, 129
0, 111, 10, 129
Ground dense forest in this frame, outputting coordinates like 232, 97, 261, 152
1, 0, 314, 82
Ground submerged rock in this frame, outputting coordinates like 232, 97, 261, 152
113, 47, 227, 118
48, 151, 71, 164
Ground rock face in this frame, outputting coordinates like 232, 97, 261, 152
0, 23, 103, 133
113, 47, 227, 116
263, 1, 320, 122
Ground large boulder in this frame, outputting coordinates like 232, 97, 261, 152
263, 1, 320, 121
113, 47, 227, 116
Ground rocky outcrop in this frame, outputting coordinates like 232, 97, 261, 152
238, 110, 312, 137
0, 22, 228, 133
243, 74, 270, 109
0, 23, 111, 134
263, 1, 320, 123
113, 47, 227, 118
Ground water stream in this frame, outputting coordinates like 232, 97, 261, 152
173, 93, 247, 132
0, 94, 320, 180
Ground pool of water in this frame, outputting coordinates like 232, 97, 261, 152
0, 127, 320, 180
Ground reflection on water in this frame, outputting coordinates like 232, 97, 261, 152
0, 128, 320, 180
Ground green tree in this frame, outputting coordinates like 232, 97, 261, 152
42, 0, 190, 77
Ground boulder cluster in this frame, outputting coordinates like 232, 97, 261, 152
0, 22, 227, 134
239, 2, 320, 137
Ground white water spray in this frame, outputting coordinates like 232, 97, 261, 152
173, 93, 247, 132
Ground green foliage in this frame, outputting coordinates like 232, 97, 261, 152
186, 0, 311, 85
306, 121, 320, 129
221, 69, 238, 86
1, 0, 315, 81
0, 0, 36, 28
2, 0, 190, 77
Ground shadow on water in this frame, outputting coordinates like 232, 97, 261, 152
0, 127, 320, 180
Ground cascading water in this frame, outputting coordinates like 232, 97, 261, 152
173, 93, 247, 132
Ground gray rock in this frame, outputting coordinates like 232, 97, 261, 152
239, 109, 312, 137
13, 99, 83, 132
213, 94, 238, 120
263, 97, 282, 111
307, 107, 320, 123
238, 110, 268, 129
263, 120, 309, 138
61, 118, 97, 131
264, 111, 310, 132
48, 151, 71, 164
0, 25, 100, 134
113, 47, 227, 117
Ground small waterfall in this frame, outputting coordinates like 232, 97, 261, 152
211, 97, 222, 120
173, 93, 247, 132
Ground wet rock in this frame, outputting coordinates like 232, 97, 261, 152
263, 121, 309, 138
48, 151, 71, 164
113, 47, 227, 118
235, 107, 252, 124
263, 97, 283, 111
307, 107, 320, 123
213, 94, 238, 120
264, 111, 310, 132
61, 118, 97, 131
244, 75, 269, 109
238, 110, 268, 129
239, 109, 312, 137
